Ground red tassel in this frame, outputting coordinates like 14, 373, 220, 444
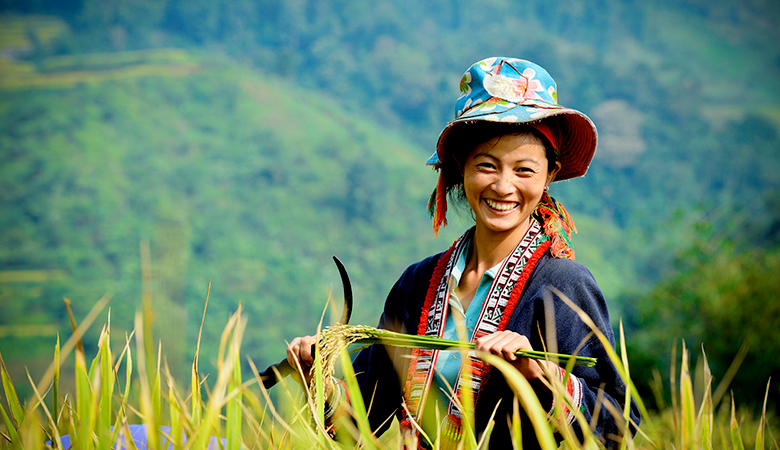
432, 171, 448, 235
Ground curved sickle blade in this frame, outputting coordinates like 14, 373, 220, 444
258, 256, 353, 389
332, 255, 353, 325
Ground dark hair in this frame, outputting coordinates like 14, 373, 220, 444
439, 121, 559, 208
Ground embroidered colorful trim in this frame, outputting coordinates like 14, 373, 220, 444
404, 230, 470, 419
400, 221, 552, 444
546, 366, 583, 426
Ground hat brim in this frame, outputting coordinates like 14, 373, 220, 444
431, 100, 597, 182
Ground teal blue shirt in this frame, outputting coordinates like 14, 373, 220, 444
434, 237, 506, 392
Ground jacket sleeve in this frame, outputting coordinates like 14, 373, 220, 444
518, 257, 641, 447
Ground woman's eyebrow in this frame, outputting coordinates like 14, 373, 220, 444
472, 151, 498, 161
514, 157, 542, 166
473, 153, 542, 166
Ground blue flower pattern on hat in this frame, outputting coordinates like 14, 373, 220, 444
455, 58, 557, 120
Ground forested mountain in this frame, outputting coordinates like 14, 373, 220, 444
1, 0, 779, 409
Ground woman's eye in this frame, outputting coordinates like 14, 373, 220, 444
477, 162, 495, 169
516, 167, 534, 174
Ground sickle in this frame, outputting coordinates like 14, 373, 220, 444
259, 256, 353, 389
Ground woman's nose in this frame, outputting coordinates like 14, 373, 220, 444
491, 173, 514, 195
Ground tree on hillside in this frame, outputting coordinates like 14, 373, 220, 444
626, 226, 780, 413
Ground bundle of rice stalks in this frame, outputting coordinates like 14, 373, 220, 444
313, 324, 597, 394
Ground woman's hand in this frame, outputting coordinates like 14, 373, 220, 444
474, 330, 557, 381
286, 335, 317, 386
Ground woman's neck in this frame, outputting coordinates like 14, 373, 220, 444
467, 218, 532, 275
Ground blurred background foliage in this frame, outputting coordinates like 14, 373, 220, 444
0, 0, 778, 414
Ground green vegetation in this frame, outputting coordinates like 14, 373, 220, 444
1, 0, 779, 431
1, 296, 777, 449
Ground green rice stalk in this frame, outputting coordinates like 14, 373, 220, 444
133, 310, 160, 450
109, 333, 135, 450
0, 348, 24, 431
153, 341, 163, 442
680, 342, 696, 450
139, 239, 162, 450
0, 362, 23, 449
670, 342, 679, 439
74, 342, 96, 450
731, 393, 745, 450
97, 321, 115, 449
52, 335, 60, 435
618, 321, 633, 450
696, 348, 714, 450
188, 307, 246, 450
226, 305, 243, 450
315, 324, 596, 388
337, 341, 379, 449
511, 397, 522, 450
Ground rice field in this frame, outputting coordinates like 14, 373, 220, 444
0, 291, 776, 449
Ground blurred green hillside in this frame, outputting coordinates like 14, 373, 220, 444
1, 0, 779, 412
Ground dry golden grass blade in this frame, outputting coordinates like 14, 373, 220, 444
192, 280, 211, 425
712, 340, 750, 410
35, 292, 112, 396
548, 286, 650, 424
731, 393, 745, 450
24, 369, 63, 449
756, 378, 771, 450
63, 297, 85, 362
480, 353, 558, 450
246, 357, 302, 441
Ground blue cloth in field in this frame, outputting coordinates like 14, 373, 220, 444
54, 424, 227, 449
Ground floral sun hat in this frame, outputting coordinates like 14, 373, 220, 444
428, 57, 597, 182
427, 57, 598, 236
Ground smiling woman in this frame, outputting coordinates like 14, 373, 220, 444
287, 57, 640, 449
463, 132, 559, 242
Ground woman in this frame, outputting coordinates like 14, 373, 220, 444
288, 57, 640, 448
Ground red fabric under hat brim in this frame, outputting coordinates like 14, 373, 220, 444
435, 106, 598, 182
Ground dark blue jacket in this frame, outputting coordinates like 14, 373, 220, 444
351, 250, 640, 448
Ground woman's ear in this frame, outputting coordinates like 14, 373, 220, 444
548, 161, 562, 185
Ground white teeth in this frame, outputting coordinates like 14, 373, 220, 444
485, 198, 517, 211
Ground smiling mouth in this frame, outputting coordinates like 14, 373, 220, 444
484, 198, 518, 212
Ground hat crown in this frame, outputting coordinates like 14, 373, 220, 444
455, 57, 559, 119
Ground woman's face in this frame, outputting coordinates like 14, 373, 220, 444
462, 133, 560, 237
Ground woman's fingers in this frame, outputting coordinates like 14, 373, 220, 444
475, 331, 551, 380
475, 330, 531, 361
286, 335, 317, 371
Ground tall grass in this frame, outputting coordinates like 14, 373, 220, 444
0, 290, 776, 449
